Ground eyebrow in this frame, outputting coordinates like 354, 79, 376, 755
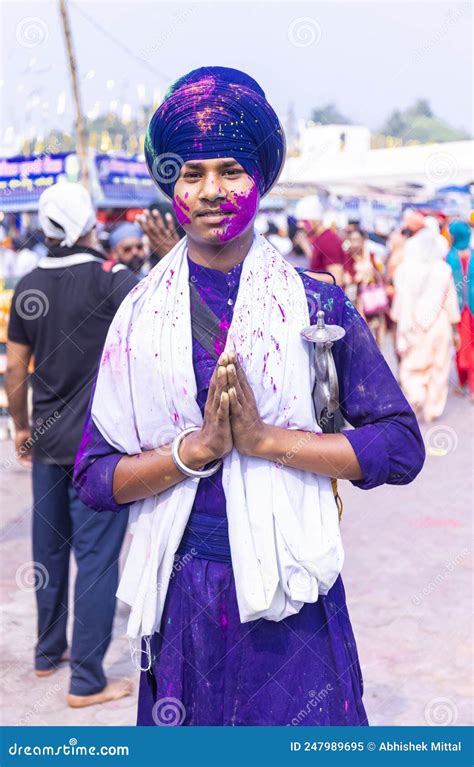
183, 160, 241, 170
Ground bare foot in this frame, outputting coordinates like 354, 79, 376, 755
35, 651, 70, 678
35, 669, 56, 678
67, 678, 133, 708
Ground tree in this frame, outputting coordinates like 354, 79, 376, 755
381, 109, 408, 138
379, 99, 470, 143
310, 103, 351, 125
409, 99, 433, 118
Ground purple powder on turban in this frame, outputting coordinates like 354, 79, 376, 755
145, 66, 286, 200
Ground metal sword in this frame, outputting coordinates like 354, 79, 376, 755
300, 308, 345, 434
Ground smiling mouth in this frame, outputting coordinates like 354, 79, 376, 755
196, 210, 235, 223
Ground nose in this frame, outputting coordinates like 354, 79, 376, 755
199, 172, 225, 202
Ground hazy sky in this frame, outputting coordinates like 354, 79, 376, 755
1, 0, 472, 145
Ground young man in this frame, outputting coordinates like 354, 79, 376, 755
6, 182, 137, 707
74, 67, 425, 725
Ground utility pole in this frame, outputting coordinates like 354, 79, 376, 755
58, 0, 90, 190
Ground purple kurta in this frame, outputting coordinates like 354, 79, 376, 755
73, 257, 425, 726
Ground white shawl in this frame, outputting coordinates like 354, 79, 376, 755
91, 233, 343, 642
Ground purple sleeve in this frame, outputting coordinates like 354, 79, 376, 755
333, 292, 425, 489
73, 381, 129, 513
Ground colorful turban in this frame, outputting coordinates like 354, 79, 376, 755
145, 66, 286, 199
109, 222, 143, 249
449, 220, 471, 251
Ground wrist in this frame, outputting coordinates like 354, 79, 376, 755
179, 430, 216, 470
250, 423, 276, 459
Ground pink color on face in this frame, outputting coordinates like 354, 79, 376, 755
173, 174, 259, 240
173, 195, 191, 225
215, 180, 259, 242
178, 196, 190, 211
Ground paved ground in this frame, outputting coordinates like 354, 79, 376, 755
0, 350, 472, 727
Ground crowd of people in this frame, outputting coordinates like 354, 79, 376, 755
2, 190, 473, 431
2, 189, 473, 431
257, 201, 474, 421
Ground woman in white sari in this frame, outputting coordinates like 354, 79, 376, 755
391, 219, 460, 422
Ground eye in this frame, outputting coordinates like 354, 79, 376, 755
223, 169, 242, 176
183, 171, 201, 179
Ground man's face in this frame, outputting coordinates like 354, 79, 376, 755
348, 231, 364, 253
296, 219, 319, 236
403, 210, 425, 234
172, 158, 259, 245
113, 237, 145, 272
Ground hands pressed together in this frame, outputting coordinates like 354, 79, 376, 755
181, 351, 268, 469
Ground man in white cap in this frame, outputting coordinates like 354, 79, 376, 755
293, 195, 347, 285
6, 182, 136, 707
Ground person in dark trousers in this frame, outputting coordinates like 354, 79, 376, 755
6, 182, 138, 708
